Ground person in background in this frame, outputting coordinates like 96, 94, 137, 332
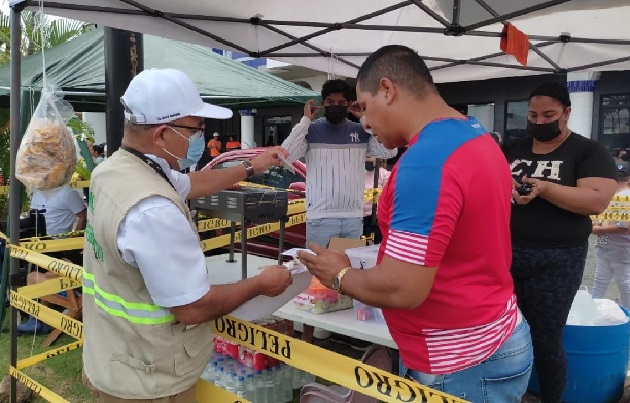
92, 143, 106, 165
363, 157, 390, 243
592, 161, 630, 310
207, 132, 222, 159
282, 79, 396, 248
300, 45, 533, 402
226, 135, 242, 152
265, 134, 275, 147
503, 82, 617, 403
490, 131, 503, 145
615, 148, 628, 163
17, 184, 87, 334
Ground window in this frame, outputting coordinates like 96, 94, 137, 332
505, 100, 529, 141
601, 94, 630, 149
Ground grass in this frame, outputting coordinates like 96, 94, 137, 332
0, 315, 337, 402
0, 314, 92, 402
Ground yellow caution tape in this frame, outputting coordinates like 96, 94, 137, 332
197, 218, 234, 233
591, 212, 630, 222
236, 181, 382, 202
20, 236, 84, 252
17, 340, 83, 370
10, 367, 69, 403
212, 315, 467, 403
17, 277, 81, 300
288, 199, 306, 215
10, 291, 83, 340
68, 180, 90, 189
200, 213, 306, 252
20, 230, 85, 242
196, 379, 251, 403
9, 245, 83, 281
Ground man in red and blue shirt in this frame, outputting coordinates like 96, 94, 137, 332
300, 45, 533, 402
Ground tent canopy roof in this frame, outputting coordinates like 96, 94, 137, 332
9, 0, 630, 83
0, 27, 319, 109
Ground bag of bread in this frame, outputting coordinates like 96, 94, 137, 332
16, 88, 77, 191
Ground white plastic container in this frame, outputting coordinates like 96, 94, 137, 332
346, 245, 385, 323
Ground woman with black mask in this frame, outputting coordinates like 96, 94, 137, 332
615, 147, 628, 163
502, 82, 617, 403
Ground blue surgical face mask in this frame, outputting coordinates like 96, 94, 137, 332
163, 127, 205, 170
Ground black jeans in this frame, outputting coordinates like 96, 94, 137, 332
511, 243, 588, 403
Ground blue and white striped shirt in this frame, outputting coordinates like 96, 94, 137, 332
282, 116, 397, 219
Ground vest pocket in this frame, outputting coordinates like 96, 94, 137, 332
110, 353, 156, 375
174, 322, 214, 376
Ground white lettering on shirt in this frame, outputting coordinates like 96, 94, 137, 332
510, 159, 532, 176
531, 161, 563, 180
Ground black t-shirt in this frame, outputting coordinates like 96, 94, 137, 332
502, 133, 616, 248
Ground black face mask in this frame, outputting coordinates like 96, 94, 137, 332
526, 118, 562, 142
324, 105, 348, 124
365, 162, 375, 171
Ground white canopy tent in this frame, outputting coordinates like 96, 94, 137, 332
4, 1, 630, 401
8, 0, 630, 83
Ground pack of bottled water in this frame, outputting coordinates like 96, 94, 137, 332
200, 351, 316, 402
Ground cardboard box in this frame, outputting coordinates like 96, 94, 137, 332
327, 237, 367, 251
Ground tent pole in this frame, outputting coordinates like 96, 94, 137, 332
409, 0, 450, 27
9, 5, 23, 403
104, 28, 144, 155
567, 55, 630, 72
465, 0, 572, 31
452, 0, 461, 26
258, 2, 411, 56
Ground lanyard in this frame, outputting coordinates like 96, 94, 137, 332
120, 146, 177, 192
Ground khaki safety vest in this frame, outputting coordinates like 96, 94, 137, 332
83, 149, 213, 399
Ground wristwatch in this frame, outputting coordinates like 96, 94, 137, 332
242, 160, 255, 179
331, 267, 351, 293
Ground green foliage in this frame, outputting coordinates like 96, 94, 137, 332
0, 10, 91, 66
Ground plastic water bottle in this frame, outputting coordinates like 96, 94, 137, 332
273, 364, 286, 403
283, 364, 293, 401
224, 371, 236, 395
244, 373, 257, 402
214, 367, 225, 388
265, 367, 276, 403
291, 365, 302, 389
255, 370, 266, 403
299, 368, 315, 387
201, 360, 217, 382
235, 375, 246, 398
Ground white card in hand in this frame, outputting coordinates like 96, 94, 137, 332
277, 154, 296, 174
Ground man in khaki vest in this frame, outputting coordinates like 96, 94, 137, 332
82, 68, 292, 402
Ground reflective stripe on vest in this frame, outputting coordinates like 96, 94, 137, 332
83, 272, 175, 325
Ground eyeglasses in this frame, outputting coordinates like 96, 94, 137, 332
167, 124, 205, 141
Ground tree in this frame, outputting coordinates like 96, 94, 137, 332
0, 10, 90, 66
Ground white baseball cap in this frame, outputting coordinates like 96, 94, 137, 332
121, 68, 233, 124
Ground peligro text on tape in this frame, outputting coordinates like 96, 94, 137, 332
10, 366, 69, 403
10, 291, 83, 340
200, 213, 306, 252
18, 277, 81, 300
196, 378, 251, 403
20, 236, 84, 252
212, 315, 467, 403
9, 244, 83, 281
18, 340, 83, 370
197, 218, 233, 232
592, 212, 630, 222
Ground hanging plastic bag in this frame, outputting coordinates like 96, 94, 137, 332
16, 86, 77, 191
